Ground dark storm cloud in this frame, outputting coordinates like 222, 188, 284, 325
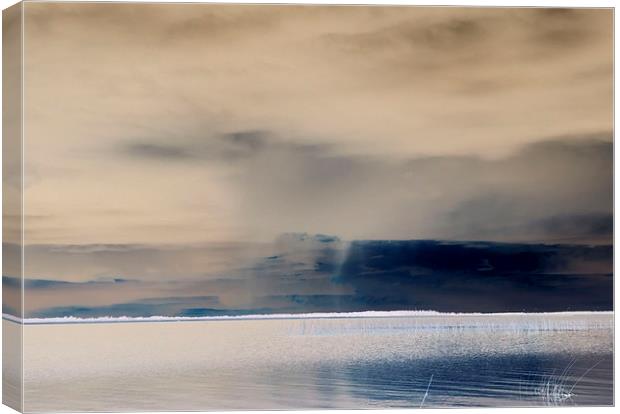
528, 8, 594, 48
221, 130, 268, 150
125, 143, 192, 160
336, 240, 613, 313
220, 134, 612, 244
331, 15, 487, 53
533, 214, 613, 240
439, 137, 612, 243
117, 131, 611, 244
13, 236, 613, 318
119, 130, 323, 162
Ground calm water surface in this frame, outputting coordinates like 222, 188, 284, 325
15, 313, 613, 411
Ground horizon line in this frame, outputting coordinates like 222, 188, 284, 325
2, 309, 614, 325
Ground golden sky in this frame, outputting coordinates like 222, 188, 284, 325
18, 3, 613, 245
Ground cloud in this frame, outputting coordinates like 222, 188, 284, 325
29, 295, 221, 318
110, 132, 613, 244
337, 240, 612, 313
118, 129, 317, 163
125, 143, 193, 160
23, 242, 275, 282
529, 8, 595, 48
14, 238, 613, 318
324, 14, 488, 56
8, 4, 612, 319
14, 232, 353, 316
531, 213, 613, 241
322, 8, 609, 89
18, 4, 612, 246
223, 135, 612, 243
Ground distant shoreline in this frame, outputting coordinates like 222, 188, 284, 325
2, 310, 614, 326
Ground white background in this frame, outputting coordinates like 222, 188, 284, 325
0, 1, 617, 414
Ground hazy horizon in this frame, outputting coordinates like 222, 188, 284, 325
3, 3, 613, 318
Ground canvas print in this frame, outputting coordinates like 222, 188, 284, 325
2, 2, 613, 412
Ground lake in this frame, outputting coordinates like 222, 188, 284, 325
6, 311, 613, 411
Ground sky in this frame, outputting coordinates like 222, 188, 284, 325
18, 3, 612, 245
2, 3, 613, 317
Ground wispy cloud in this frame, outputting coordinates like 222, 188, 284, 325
20, 4, 612, 245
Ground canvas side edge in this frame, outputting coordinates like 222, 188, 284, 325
2, 1, 24, 412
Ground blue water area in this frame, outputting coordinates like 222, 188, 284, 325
20, 316, 613, 411
329, 353, 613, 407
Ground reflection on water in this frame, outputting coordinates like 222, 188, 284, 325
340, 353, 612, 408
20, 313, 613, 411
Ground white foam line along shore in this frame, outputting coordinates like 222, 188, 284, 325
2, 310, 614, 325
